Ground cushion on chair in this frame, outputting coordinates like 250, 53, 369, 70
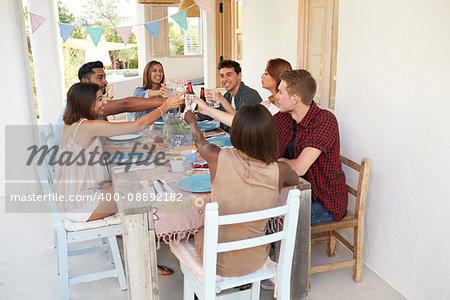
170, 239, 274, 293
62, 214, 121, 231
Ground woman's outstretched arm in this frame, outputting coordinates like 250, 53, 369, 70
184, 110, 221, 181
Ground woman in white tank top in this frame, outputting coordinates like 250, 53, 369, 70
54, 82, 181, 222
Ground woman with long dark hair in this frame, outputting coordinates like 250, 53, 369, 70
54, 82, 180, 222
184, 105, 298, 277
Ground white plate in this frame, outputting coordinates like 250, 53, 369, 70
107, 132, 142, 141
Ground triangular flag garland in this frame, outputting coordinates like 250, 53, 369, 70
196, 0, 212, 16
29, 0, 205, 44
87, 28, 104, 47
29, 12, 47, 33
171, 10, 188, 30
144, 21, 160, 40
116, 26, 133, 46
58, 23, 75, 43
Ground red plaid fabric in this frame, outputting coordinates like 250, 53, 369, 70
274, 102, 348, 221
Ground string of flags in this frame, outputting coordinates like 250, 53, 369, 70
28, 0, 212, 47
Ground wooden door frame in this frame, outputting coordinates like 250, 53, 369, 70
215, 0, 233, 86
297, 0, 338, 109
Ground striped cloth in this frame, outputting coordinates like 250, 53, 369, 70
170, 239, 276, 294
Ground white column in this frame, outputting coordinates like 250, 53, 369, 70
0, 0, 39, 196
203, 2, 217, 88
25, 0, 65, 125
136, 3, 151, 75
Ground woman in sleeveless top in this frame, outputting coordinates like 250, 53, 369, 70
54, 82, 181, 223
184, 105, 299, 277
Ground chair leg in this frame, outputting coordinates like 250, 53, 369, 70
104, 237, 114, 264
308, 240, 311, 291
183, 276, 195, 300
327, 231, 336, 257
107, 236, 127, 290
53, 228, 57, 249
353, 227, 364, 282
250, 281, 260, 300
57, 239, 69, 300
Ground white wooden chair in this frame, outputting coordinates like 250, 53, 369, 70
36, 125, 126, 300
170, 189, 301, 300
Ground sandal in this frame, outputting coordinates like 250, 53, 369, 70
157, 264, 174, 276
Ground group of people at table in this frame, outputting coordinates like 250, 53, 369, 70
52, 57, 347, 282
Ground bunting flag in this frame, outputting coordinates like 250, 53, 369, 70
144, 21, 160, 40
196, 0, 212, 15
29, 12, 47, 33
171, 10, 188, 30
28, 2, 210, 45
87, 28, 104, 47
116, 26, 133, 46
58, 23, 75, 43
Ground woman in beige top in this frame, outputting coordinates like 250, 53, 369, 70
184, 105, 298, 277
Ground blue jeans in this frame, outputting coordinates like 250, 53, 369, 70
311, 202, 335, 224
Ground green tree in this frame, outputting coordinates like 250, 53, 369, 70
58, 1, 85, 90
169, 21, 184, 55
78, 0, 138, 69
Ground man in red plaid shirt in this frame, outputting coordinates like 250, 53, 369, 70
275, 69, 347, 223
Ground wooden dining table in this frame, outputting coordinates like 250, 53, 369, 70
106, 124, 312, 300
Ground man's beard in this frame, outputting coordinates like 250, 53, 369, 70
101, 86, 107, 95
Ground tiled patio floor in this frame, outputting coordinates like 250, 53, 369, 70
0, 197, 405, 299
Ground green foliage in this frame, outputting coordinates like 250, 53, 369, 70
169, 21, 184, 56
23, 5, 38, 118
58, 1, 85, 39
58, 0, 138, 72
63, 47, 85, 90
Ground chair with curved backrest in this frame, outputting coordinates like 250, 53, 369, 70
170, 189, 301, 300
310, 156, 371, 283
36, 124, 126, 300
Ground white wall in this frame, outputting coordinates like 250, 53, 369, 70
0, 0, 40, 197
150, 56, 204, 81
241, 0, 298, 100
136, 2, 204, 82
24, 0, 65, 125
335, 0, 450, 299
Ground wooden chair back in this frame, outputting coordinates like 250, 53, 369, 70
310, 155, 371, 283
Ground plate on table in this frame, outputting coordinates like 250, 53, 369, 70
177, 174, 211, 193
108, 151, 151, 165
198, 121, 219, 131
107, 132, 142, 141
207, 136, 232, 148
